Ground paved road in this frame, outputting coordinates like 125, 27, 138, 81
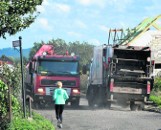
36, 97, 161, 130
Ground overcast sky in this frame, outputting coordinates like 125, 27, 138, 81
0, 0, 161, 49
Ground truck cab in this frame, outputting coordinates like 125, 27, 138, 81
25, 45, 80, 108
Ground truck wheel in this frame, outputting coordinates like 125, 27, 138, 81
87, 86, 95, 107
71, 98, 80, 107
88, 98, 94, 107
32, 101, 45, 109
32, 102, 40, 109
106, 101, 111, 109
130, 101, 138, 111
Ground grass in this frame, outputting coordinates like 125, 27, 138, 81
150, 95, 161, 108
8, 112, 55, 130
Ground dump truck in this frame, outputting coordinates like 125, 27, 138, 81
85, 44, 154, 110
25, 44, 81, 108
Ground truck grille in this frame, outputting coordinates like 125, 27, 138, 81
41, 79, 76, 86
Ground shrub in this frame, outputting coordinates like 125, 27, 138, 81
0, 81, 8, 129
153, 77, 161, 91
150, 77, 161, 107
0, 80, 21, 130
8, 112, 55, 130
11, 95, 21, 115
149, 95, 161, 107
0, 80, 8, 119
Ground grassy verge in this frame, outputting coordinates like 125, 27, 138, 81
149, 77, 161, 108
150, 95, 161, 108
8, 112, 55, 130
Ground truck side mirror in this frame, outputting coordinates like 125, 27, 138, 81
29, 62, 33, 74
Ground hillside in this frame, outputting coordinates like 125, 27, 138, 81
0, 48, 31, 58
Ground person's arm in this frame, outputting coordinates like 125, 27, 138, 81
64, 90, 69, 100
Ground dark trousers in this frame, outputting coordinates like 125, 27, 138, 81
55, 104, 64, 122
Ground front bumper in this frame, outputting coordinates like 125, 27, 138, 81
33, 94, 80, 103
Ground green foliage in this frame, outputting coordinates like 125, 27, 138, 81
0, 0, 43, 38
11, 95, 21, 115
2, 64, 21, 95
153, 77, 161, 91
68, 41, 94, 68
0, 63, 22, 129
0, 58, 28, 129
150, 95, 161, 107
0, 80, 21, 129
149, 77, 161, 107
12, 56, 29, 66
0, 80, 8, 118
8, 112, 55, 130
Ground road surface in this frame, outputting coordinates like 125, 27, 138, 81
36, 96, 161, 130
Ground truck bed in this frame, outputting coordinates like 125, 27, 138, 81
109, 46, 153, 95
111, 47, 151, 78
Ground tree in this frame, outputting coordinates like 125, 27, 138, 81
68, 41, 94, 68
49, 38, 68, 54
29, 42, 43, 60
0, 0, 43, 38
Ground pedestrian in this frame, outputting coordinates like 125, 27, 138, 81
53, 81, 69, 128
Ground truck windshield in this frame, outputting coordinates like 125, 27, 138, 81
38, 61, 79, 75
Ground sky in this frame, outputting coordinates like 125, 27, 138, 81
0, 0, 161, 49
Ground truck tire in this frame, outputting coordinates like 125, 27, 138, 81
87, 86, 95, 107
130, 101, 138, 111
32, 101, 40, 109
106, 101, 111, 109
88, 97, 94, 107
71, 98, 80, 107
32, 101, 44, 109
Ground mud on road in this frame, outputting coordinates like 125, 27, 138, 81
36, 97, 161, 130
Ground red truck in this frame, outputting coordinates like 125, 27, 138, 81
25, 44, 80, 108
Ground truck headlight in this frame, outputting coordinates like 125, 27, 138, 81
38, 88, 44, 93
72, 89, 79, 94
147, 57, 151, 62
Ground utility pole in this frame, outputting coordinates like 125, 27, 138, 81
12, 36, 26, 118
19, 36, 26, 118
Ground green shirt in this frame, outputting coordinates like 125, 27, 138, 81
53, 88, 69, 104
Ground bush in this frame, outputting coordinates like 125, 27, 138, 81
0, 80, 21, 130
150, 95, 161, 107
8, 112, 55, 130
11, 95, 21, 115
150, 77, 161, 107
153, 77, 161, 91
0, 80, 8, 119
